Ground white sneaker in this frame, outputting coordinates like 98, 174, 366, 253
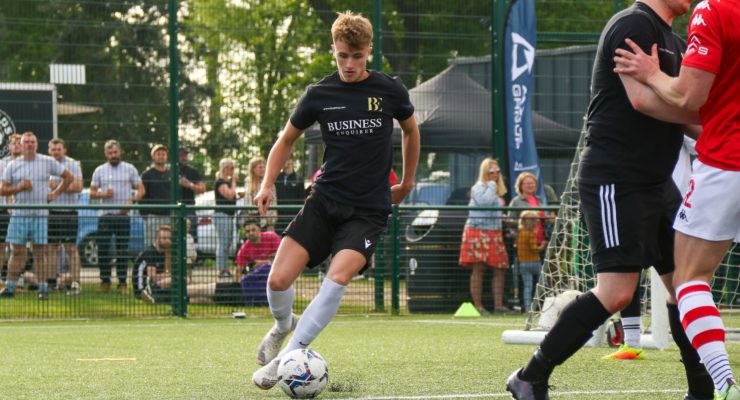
251, 358, 280, 390
256, 314, 298, 366
67, 282, 80, 296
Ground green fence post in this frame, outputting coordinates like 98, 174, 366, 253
492, 0, 508, 169
374, 234, 386, 312
391, 205, 400, 315
171, 203, 188, 317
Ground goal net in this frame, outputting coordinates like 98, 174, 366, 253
503, 122, 740, 348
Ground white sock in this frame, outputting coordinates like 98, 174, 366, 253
268, 285, 295, 333
677, 281, 734, 392
278, 278, 346, 359
621, 316, 641, 348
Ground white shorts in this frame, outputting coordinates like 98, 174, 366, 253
673, 159, 740, 241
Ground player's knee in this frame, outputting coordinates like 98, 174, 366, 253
267, 274, 292, 291
611, 293, 634, 312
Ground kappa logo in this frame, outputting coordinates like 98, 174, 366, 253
691, 14, 707, 27
364, 238, 372, 249
678, 209, 688, 222
511, 32, 535, 81
695, 1, 711, 11
367, 97, 383, 112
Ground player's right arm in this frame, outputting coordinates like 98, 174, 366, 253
255, 121, 303, 215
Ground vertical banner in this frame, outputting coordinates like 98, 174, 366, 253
504, 0, 545, 202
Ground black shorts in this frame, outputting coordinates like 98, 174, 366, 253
0, 209, 8, 242
284, 190, 389, 271
48, 210, 79, 244
579, 180, 676, 275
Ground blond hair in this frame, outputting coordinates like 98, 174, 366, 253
477, 158, 507, 197
518, 210, 539, 230
515, 172, 538, 196
331, 11, 373, 49
246, 156, 266, 193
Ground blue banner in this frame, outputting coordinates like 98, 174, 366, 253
504, 0, 545, 202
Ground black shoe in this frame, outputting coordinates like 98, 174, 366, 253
684, 392, 713, 400
38, 291, 49, 301
506, 368, 550, 400
0, 287, 14, 298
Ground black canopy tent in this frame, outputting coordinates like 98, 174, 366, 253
304, 66, 580, 196
304, 66, 580, 151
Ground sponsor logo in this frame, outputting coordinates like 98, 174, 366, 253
323, 106, 346, 111
364, 238, 372, 249
691, 14, 707, 27
0, 108, 16, 158
326, 118, 382, 136
367, 97, 383, 112
511, 33, 535, 81
686, 36, 709, 57
511, 84, 528, 150
678, 209, 688, 222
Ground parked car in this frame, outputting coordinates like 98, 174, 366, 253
194, 190, 240, 256
77, 189, 145, 267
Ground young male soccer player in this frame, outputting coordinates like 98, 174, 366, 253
614, 1, 740, 398
250, 11, 420, 391
506, 1, 715, 399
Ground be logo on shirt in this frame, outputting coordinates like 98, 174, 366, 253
367, 97, 383, 112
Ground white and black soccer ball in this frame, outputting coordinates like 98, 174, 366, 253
276, 348, 329, 399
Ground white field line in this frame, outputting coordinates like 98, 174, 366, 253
333, 388, 685, 399
0, 318, 519, 330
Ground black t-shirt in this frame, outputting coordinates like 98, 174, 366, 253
290, 70, 414, 210
275, 171, 304, 205
140, 167, 171, 215
179, 163, 202, 205
580, 3, 686, 185
214, 178, 236, 215
133, 246, 166, 292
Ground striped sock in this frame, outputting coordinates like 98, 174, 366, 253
621, 316, 641, 348
677, 281, 734, 393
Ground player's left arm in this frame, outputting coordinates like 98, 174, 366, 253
392, 115, 420, 205
614, 39, 715, 111
619, 73, 701, 124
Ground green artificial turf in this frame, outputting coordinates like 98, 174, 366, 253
1, 315, 738, 399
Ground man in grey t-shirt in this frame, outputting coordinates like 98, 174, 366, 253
90, 140, 144, 294
48, 138, 84, 295
0, 132, 72, 300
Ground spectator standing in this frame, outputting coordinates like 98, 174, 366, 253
90, 140, 145, 294
459, 158, 510, 314
516, 210, 546, 313
214, 158, 238, 278
178, 147, 205, 238
244, 156, 277, 231
47, 138, 83, 296
0, 132, 72, 300
250, 10, 420, 391
0, 133, 22, 284
614, 0, 740, 397
140, 144, 171, 247
274, 155, 304, 232
509, 172, 549, 246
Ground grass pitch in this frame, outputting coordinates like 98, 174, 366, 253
2, 315, 738, 399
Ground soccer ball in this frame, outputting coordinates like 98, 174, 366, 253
276, 348, 329, 399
